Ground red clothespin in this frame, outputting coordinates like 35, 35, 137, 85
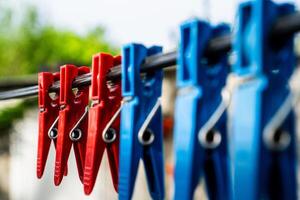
54, 65, 90, 186
37, 72, 68, 179
83, 53, 121, 194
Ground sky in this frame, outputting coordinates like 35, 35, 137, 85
7, 0, 300, 50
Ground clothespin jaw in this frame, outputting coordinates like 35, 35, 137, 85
174, 19, 230, 200
119, 44, 165, 200
232, 0, 297, 199
54, 65, 90, 186
83, 53, 121, 195
37, 72, 62, 178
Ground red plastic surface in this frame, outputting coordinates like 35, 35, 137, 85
54, 65, 90, 186
37, 72, 68, 178
83, 53, 121, 194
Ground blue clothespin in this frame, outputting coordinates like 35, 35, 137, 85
174, 19, 231, 200
232, 0, 297, 199
119, 43, 165, 200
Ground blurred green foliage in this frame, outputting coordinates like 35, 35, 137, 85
0, 5, 118, 77
0, 102, 24, 131
0, 99, 35, 133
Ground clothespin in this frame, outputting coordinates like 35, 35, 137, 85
83, 53, 121, 194
232, 0, 297, 199
174, 19, 231, 200
54, 65, 90, 185
118, 44, 165, 200
37, 72, 67, 178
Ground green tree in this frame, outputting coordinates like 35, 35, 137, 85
0, 5, 118, 77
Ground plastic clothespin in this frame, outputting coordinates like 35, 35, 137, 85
174, 19, 231, 200
37, 72, 68, 178
83, 53, 121, 194
118, 44, 165, 200
54, 65, 90, 186
232, 0, 297, 199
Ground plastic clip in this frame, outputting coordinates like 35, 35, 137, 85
174, 19, 231, 200
118, 44, 165, 200
232, 0, 297, 199
83, 53, 121, 194
37, 72, 68, 178
54, 65, 90, 185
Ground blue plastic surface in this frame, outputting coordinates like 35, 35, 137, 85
232, 0, 297, 199
119, 43, 165, 200
174, 19, 231, 200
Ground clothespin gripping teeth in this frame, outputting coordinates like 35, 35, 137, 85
118, 44, 165, 200
37, 72, 68, 179
232, 1, 297, 199
83, 53, 122, 195
174, 19, 231, 200
54, 65, 90, 186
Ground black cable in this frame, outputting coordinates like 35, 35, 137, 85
0, 11, 300, 100
0, 85, 38, 100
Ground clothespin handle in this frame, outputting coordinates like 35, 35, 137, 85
37, 72, 60, 178
174, 19, 231, 200
119, 43, 165, 200
122, 44, 163, 97
84, 53, 121, 195
55, 65, 90, 186
232, 1, 297, 199
91, 53, 121, 102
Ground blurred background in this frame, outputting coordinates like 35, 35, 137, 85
0, 0, 299, 199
